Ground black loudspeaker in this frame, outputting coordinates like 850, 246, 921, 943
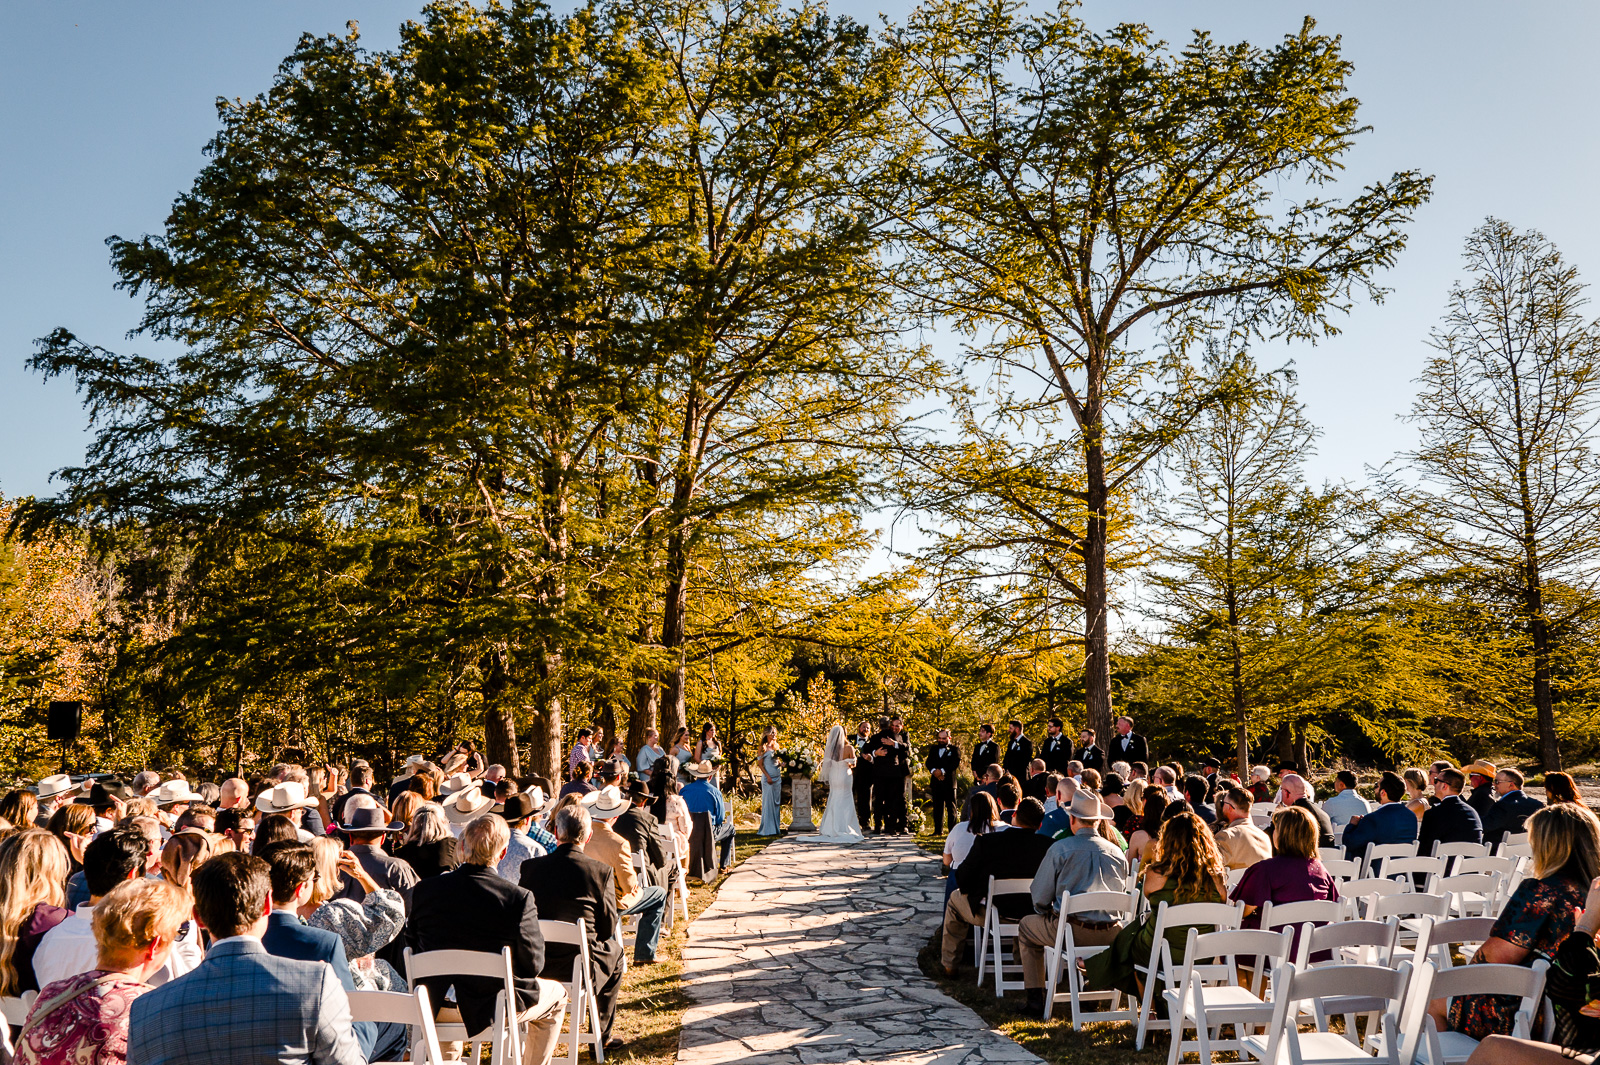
47, 701, 82, 742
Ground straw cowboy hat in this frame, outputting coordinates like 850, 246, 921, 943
153, 779, 205, 806
1465, 760, 1498, 780
1068, 792, 1109, 821
438, 772, 478, 798
35, 774, 80, 800
685, 760, 716, 780
445, 786, 496, 824
583, 785, 629, 820
255, 781, 318, 815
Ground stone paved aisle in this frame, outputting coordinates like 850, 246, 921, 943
676, 835, 1043, 1065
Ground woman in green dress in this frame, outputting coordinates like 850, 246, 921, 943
1084, 810, 1229, 999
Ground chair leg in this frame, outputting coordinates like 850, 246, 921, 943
1135, 969, 1159, 1051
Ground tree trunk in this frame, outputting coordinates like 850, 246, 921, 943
1274, 722, 1293, 765
628, 666, 658, 761
526, 643, 563, 781
1082, 426, 1113, 741
481, 647, 520, 777
659, 507, 692, 745
1293, 724, 1308, 775
1527, 573, 1562, 770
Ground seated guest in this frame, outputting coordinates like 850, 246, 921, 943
1022, 760, 1050, 803
611, 782, 669, 891
972, 764, 1003, 799
408, 816, 568, 1064
1015, 795, 1128, 1016
1101, 775, 1133, 837
1420, 767, 1484, 856
1430, 803, 1599, 1043
304, 838, 406, 992
1231, 806, 1339, 951
1084, 813, 1226, 1002
127, 852, 365, 1065
332, 806, 420, 910
1151, 766, 1181, 802
1465, 760, 1499, 823
259, 842, 406, 1063
496, 793, 549, 882
1404, 767, 1432, 821
681, 761, 736, 871
1484, 768, 1544, 848
993, 778, 1022, 825
1248, 765, 1273, 805
583, 787, 669, 964
1342, 771, 1418, 862
1322, 770, 1371, 828
942, 793, 998, 878
519, 806, 625, 1052
1279, 772, 1335, 848
35, 829, 149, 991
559, 761, 597, 798
1212, 787, 1272, 871
1038, 777, 1076, 837
1126, 790, 1167, 865
0, 829, 72, 997
940, 799, 1054, 978
1545, 773, 1589, 809
18, 878, 188, 1065
1183, 775, 1215, 825
393, 801, 461, 879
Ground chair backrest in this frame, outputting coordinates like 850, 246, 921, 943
1382, 855, 1445, 889
1256, 961, 1420, 1065
1342, 877, 1406, 901
1295, 918, 1398, 968
348, 985, 445, 1065
1062, 890, 1137, 919
1436, 872, 1499, 901
1176, 926, 1293, 998
1225, 867, 1247, 892
1260, 898, 1344, 933
1429, 960, 1549, 1011
1431, 841, 1489, 861
404, 945, 515, 983
1370, 891, 1450, 921
1424, 917, 1496, 969
539, 917, 590, 950
1318, 847, 1345, 864
1147, 900, 1244, 976
0, 990, 37, 1028
1500, 838, 1534, 859
988, 876, 1034, 901
1364, 840, 1420, 877
1319, 858, 1360, 880
1455, 855, 1518, 880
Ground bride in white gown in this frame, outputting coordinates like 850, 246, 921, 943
809, 724, 865, 843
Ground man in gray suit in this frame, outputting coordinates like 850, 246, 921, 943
127, 851, 363, 1065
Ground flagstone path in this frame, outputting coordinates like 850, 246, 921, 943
676, 835, 1043, 1065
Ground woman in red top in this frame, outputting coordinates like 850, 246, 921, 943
17, 878, 189, 1065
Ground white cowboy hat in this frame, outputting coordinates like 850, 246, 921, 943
583, 785, 629, 820
35, 774, 80, 800
438, 772, 477, 797
255, 781, 317, 814
685, 760, 715, 780
153, 779, 204, 806
444, 787, 495, 824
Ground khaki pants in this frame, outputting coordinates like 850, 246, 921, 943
437, 978, 569, 1065
1017, 913, 1123, 989
941, 891, 986, 970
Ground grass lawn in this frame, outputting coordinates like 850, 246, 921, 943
911, 829, 1167, 1065
601, 813, 778, 1065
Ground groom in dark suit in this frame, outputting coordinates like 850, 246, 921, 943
871, 716, 911, 834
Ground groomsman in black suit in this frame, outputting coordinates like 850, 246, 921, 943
1107, 715, 1149, 767
1002, 719, 1033, 779
1074, 728, 1105, 771
970, 724, 1000, 783
871, 716, 912, 834
1038, 718, 1070, 774
849, 722, 875, 828
924, 729, 961, 834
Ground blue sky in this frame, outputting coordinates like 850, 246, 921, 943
4, 1, 1598, 501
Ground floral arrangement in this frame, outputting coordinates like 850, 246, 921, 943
779, 746, 814, 777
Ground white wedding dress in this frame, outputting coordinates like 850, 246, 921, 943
808, 725, 865, 843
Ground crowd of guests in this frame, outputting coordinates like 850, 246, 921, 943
0, 738, 738, 1065
936, 750, 1600, 1062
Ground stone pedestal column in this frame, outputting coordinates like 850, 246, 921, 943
789, 774, 815, 831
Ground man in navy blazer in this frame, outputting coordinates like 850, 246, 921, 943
1419, 767, 1484, 856
128, 851, 364, 1065
1483, 767, 1544, 847
1342, 772, 1418, 862
260, 842, 407, 1063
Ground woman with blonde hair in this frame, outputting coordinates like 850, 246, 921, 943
1435, 803, 1600, 1040
389, 790, 424, 831
0, 829, 71, 995
1124, 778, 1147, 819
1403, 767, 1431, 821
47, 804, 96, 877
302, 837, 407, 991
1085, 812, 1227, 997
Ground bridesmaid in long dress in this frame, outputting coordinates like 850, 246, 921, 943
671, 726, 694, 785
758, 727, 783, 835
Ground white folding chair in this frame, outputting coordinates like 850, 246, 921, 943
1368, 893, 1451, 963
539, 919, 605, 1064
1419, 916, 1495, 972
1431, 841, 1490, 875
1260, 899, 1345, 941
0, 991, 37, 1029
1133, 900, 1245, 1050
1244, 961, 1424, 1065
1363, 840, 1420, 879
1383, 856, 1447, 893
1497, 832, 1530, 859
1371, 960, 1548, 1065
1042, 889, 1137, 1026
657, 827, 691, 923
1435, 873, 1500, 918
1341, 877, 1407, 918
977, 877, 1032, 996
1164, 927, 1293, 1065
1305, 918, 1399, 967
1319, 858, 1360, 881
619, 851, 651, 966
348, 985, 447, 1065
1318, 847, 1346, 865
403, 946, 525, 1065
1225, 867, 1248, 893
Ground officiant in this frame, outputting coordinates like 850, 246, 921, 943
871, 715, 911, 834
924, 729, 960, 834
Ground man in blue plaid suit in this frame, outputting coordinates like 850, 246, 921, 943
127, 851, 364, 1065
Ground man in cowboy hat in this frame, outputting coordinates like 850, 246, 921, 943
153, 779, 205, 817
1015, 792, 1129, 1018
256, 780, 320, 843
332, 806, 419, 912
611, 781, 668, 891
583, 786, 669, 965
444, 781, 496, 832
681, 760, 736, 873
76, 778, 131, 833
35, 774, 81, 826
1464, 759, 1499, 822
495, 792, 549, 881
